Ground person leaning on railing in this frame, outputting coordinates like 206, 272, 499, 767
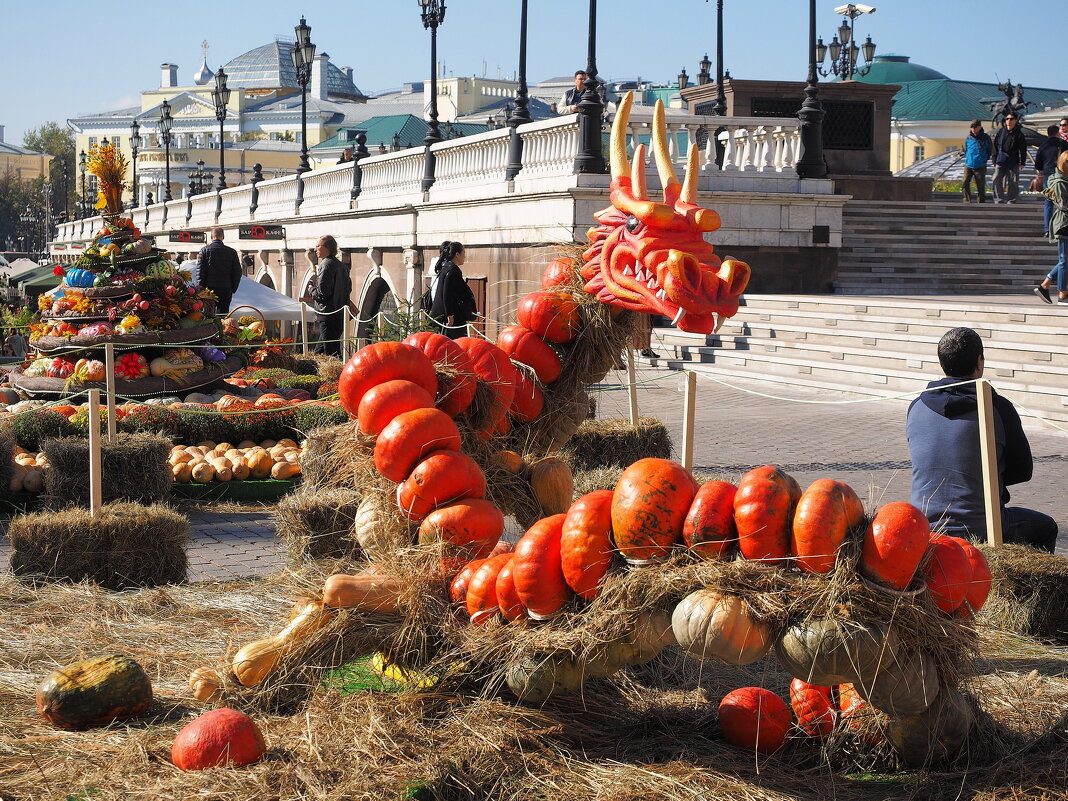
301, 234, 351, 358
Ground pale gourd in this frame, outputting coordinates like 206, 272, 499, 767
231, 601, 334, 687
671, 589, 773, 665
271, 462, 301, 480
172, 463, 193, 483
247, 452, 273, 479
190, 462, 216, 483
528, 457, 573, 515
188, 666, 224, 702
321, 571, 403, 611
231, 461, 250, 481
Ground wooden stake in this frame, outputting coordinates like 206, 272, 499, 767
88, 389, 103, 519
626, 348, 639, 426
104, 343, 117, 444
299, 303, 310, 355
681, 371, 697, 472
976, 379, 1004, 546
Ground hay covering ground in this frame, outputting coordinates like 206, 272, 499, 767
42, 433, 172, 507
7, 501, 188, 589
558, 416, 673, 470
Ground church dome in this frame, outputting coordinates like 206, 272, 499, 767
851, 54, 949, 84
193, 56, 214, 86
222, 40, 365, 99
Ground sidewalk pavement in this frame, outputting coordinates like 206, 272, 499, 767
2, 364, 1066, 582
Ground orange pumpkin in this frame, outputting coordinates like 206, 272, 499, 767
374, 407, 461, 483
453, 337, 518, 434
418, 498, 504, 548
508, 369, 544, 422
611, 458, 698, 564
216, 395, 255, 413
682, 480, 738, 559
450, 558, 487, 605
923, 534, 972, 615
541, 257, 576, 289
171, 707, 266, 771
790, 678, 835, 738
946, 536, 991, 612
860, 502, 930, 590
73, 358, 106, 382
517, 291, 582, 344
718, 687, 792, 754
560, 490, 615, 600
511, 514, 571, 619
495, 557, 526, 621
497, 325, 562, 383
402, 332, 478, 416
396, 450, 487, 521
733, 465, 802, 564
465, 552, 513, 625
357, 379, 435, 436
791, 479, 864, 574
338, 341, 438, 418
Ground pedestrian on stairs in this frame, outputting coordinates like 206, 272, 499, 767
1033, 151, 1068, 305
960, 120, 992, 203
992, 113, 1029, 204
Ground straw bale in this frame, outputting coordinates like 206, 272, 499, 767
299, 421, 369, 492
276, 486, 363, 563
8, 501, 187, 589
41, 433, 171, 507
979, 544, 1068, 640
559, 416, 673, 470
310, 353, 345, 381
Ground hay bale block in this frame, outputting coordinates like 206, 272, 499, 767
42, 434, 171, 508
558, 417, 672, 471
8, 501, 188, 589
277, 486, 362, 563
980, 544, 1068, 640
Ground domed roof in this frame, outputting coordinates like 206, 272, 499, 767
193, 56, 214, 86
852, 54, 949, 84
222, 40, 364, 99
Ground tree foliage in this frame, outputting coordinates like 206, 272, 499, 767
22, 122, 77, 222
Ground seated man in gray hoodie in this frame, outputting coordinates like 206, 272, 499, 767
906, 327, 1057, 552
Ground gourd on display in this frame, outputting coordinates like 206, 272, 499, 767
171, 708, 266, 770
36, 654, 153, 730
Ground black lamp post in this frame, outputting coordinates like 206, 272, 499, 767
505, 0, 531, 181
159, 98, 174, 201
678, 68, 689, 91
796, 0, 827, 179
574, 0, 605, 174
129, 119, 141, 208
291, 17, 316, 175
418, 0, 446, 191
709, 0, 727, 115
78, 150, 87, 218
697, 53, 711, 86
213, 68, 231, 189
816, 4, 876, 80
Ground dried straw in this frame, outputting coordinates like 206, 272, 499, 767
275, 486, 363, 563
978, 544, 1068, 640
558, 416, 673, 470
42, 433, 171, 507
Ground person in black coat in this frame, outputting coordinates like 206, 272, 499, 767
992, 113, 1030, 204
1032, 124, 1068, 236
428, 241, 477, 339
195, 227, 242, 314
302, 234, 351, 357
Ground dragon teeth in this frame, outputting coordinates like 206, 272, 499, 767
713, 313, 724, 333
671, 307, 686, 326
635, 267, 648, 282
648, 275, 658, 290
656, 289, 667, 301
623, 265, 634, 277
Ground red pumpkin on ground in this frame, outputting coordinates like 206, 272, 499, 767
789, 678, 835, 738
418, 498, 505, 548
612, 458, 698, 564
496, 325, 563, 384
860, 502, 930, 590
338, 341, 438, 418
791, 479, 864, 573
946, 536, 992, 612
682, 480, 738, 559
357, 379, 436, 436
465, 553, 514, 625
396, 450, 487, 521
374, 407, 461, 483
511, 514, 572, 619
171, 707, 266, 771
402, 332, 478, 416
718, 687, 792, 754
517, 291, 582, 344
733, 466, 802, 564
541, 257, 576, 289
560, 490, 615, 600
508, 369, 544, 422
495, 558, 527, 621
453, 337, 518, 434
923, 534, 973, 615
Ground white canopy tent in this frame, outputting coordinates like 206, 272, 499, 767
229, 276, 305, 321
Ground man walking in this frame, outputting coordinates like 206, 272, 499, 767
194, 227, 242, 314
992, 113, 1029, 204
960, 120, 992, 203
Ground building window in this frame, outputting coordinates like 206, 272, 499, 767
944, 145, 957, 153
112, 136, 120, 149
89, 137, 98, 147
913, 145, 925, 162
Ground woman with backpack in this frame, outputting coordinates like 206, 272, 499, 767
425, 241, 477, 339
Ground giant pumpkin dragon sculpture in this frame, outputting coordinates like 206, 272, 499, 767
192, 94, 978, 767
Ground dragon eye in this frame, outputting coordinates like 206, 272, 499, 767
625, 215, 641, 233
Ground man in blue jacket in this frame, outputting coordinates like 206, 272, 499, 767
960, 120, 992, 203
907, 327, 1057, 551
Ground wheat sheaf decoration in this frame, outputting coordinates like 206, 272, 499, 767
86, 141, 129, 215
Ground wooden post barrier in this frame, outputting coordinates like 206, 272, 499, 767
626, 348, 639, 426
681, 371, 697, 472
299, 303, 310, 355
88, 389, 103, 519
976, 379, 1004, 546
104, 343, 117, 444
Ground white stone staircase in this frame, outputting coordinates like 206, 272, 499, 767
650, 294, 1068, 422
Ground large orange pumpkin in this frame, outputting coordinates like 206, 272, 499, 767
733, 466, 802, 564
517, 291, 582, 344
465, 553, 513, 625
860, 502, 930, 590
454, 337, 518, 433
791, 479, 864, 574
497, 325, 563, 384
718, 687, 792, 754
418, 498, 504, 547
541, 257, 576, 289
495, 558, 527, 621
922, 534, 972, 615
946, 536, 991, 612
402, 332, 478, 416
374, 407, 461, 483
789, 678, 835, 738
171, 707, 266, 771
509, 369, 544, 422
612, 458, 698, 564
511, 514, 572, 619
559, 490, 615, 600
396, 450, 487, 521
357, 379, 435, 436
682, 480, 738, 559
450, 558, 487, 605
338, 341, 438, 418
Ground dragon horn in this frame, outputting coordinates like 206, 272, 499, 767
611, 91, 635, 180
681, 143, 699, 204
631, 144, 648, 200
652, 100, 679, 196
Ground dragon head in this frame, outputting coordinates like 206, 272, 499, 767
581, 92, 750, 334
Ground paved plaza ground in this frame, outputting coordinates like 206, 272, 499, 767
2, 364, 1066, 582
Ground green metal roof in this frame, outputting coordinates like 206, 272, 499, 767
890, 79, 1068, 121
311, 115, 490, 152
850, 54, 948, 84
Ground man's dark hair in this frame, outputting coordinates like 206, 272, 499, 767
574, 70, 587, 78
1049, 124, 1060, 137
938, 327, 983, 377
970, 119, 982, 128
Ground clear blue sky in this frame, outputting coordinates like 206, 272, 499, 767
3, 0, 1062, 148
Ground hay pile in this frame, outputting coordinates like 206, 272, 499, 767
298, 421, 368, 491
8, 501, 188, 589
276, 486, 362, 563
979, 544, 1068, 640
558, 416, 673, 470
42, 433, 171, 507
